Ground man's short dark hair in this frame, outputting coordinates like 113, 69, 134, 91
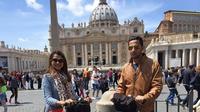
189, 64, 195, 69
0, 66, 2, 70
128, 36, 143, 47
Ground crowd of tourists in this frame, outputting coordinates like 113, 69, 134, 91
164, 64, 200, 108
70, 66, 121, 100
0, 66, 43, 112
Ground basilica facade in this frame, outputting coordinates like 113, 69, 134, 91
146, 10, 200, 69
49, 0, 144, 68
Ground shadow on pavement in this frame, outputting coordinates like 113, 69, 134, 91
7, 102, 33, 107
19, 102, 33, 104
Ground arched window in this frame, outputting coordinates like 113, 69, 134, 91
133, 27, 138, 33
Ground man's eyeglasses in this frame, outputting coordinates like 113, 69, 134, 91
52, 58, 63, 63
128, 46, 134, 51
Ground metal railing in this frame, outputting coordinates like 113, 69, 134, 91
154, 92, 194, 112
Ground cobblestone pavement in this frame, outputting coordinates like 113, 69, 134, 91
0, 84, 197, 112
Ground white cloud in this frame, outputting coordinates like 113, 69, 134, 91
57, 0, 124, 17
25, 0, 43, 12
109, 0, 126, 10
84, 0, 99, 12
84, 0, 125, 13
57, 0, 84, 16
57, 2, 68, 11
18, 38, 29, 42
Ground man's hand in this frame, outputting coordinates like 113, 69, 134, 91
64, 99, 75, 105
135, 95, 145, 104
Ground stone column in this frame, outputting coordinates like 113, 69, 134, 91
85, 44, 88, 66
109, 43, 112, 64
91, 43, 94, 66
189, 48, 193, 65
182, 49, 186, 67
197, 48, 200, 66
99, 43, 102, 65
176, 49, 179, 58
17, 58, 21, 72
81, 44, 85, 66
165, 49, 169, 69
73, 45, 76, 67
19, 58, 23, 72
8, 56, 14, 72
117, 43, 121, 65
106, 43, 109, 65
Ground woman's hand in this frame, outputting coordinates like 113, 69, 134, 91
84, 97, 92, 103
57, 100, 67, 105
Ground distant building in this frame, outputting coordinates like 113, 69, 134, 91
155, 10, 200, 34
0, 41, 49, 73
146, 10, 200, 69
49, 0, 144, 69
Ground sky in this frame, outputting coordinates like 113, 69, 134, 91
0, 0, 200, 51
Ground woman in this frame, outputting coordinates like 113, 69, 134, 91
71, 69, 80, 96
42, 51, 91, 112
91, 66, 100, 99
9, 71, 19, 104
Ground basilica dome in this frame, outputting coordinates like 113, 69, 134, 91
89, 0, 119, 27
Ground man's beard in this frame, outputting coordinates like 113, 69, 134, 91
131, 53, 142, 60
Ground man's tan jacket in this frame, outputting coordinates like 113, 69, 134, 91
117, 55, 163, 112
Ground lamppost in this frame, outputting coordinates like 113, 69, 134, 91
88, 56, 94, 67
91, 57, 94, 67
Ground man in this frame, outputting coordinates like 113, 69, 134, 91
190, 64, 200, 105
179, 64, 195, 107
166, 68, 182, 105
117, 36, 163, 112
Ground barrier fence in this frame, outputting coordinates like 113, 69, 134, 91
154, 89, 195, 112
